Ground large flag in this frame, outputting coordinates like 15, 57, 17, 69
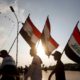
41, 17, 59, 56
20, 16, 41, 47
64, 21, 80, 63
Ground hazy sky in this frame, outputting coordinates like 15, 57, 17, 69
0, 0, 80, 67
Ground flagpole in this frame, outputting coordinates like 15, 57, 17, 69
10, 6, 19, 66
61, 21, 79, 55
8, 33, 20, 53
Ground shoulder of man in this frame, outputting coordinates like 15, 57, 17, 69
2, 56, 16, 67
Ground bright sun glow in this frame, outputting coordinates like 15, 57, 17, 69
36, 40, 46, 59
36, 40, 52, 67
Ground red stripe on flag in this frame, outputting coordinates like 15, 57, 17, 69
73, 26, 80, 45
49, 36, 59, 48
27, 16, 41, 38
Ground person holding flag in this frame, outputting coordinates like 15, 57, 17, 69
20, 15, 43, 80
24, 47, 42, 80
48, 51, 66, 80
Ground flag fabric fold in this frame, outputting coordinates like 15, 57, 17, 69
64, 22, 80, 63
41, 17, 59, 56
20, 16, 41, 47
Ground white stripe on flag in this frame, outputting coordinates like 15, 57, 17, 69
23, 21, 33, 37
31, 34, 39, 44
48, 41, 57, 52
68, 35, 80, 57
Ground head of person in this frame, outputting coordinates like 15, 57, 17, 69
52, 51, 62, 61
30, 47, 37, 57
0, 50, 8, 58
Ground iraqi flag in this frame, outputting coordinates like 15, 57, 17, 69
41, 17, 59, 56
20, 16, 41, 47
65, 22, 80, 63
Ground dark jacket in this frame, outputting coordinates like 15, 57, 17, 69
55, 60, 65, 80
49, 60, 66, 80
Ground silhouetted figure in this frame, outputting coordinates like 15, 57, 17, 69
0, 50, 19, 80
48, 51, 66, 80
24, 47, 42, 80
24, 65, 29, 75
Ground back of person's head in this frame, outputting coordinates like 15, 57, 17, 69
0, 50, 8, 58
52, 51, 62, 60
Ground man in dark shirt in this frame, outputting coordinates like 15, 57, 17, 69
48, 51, 66, 80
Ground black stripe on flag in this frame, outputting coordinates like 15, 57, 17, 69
20, 28, 35, 47
65, 44, 80, 64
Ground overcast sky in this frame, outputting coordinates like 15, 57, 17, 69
0, 0, 80, 67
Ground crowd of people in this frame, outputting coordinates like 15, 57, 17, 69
0, 48, 66, 80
